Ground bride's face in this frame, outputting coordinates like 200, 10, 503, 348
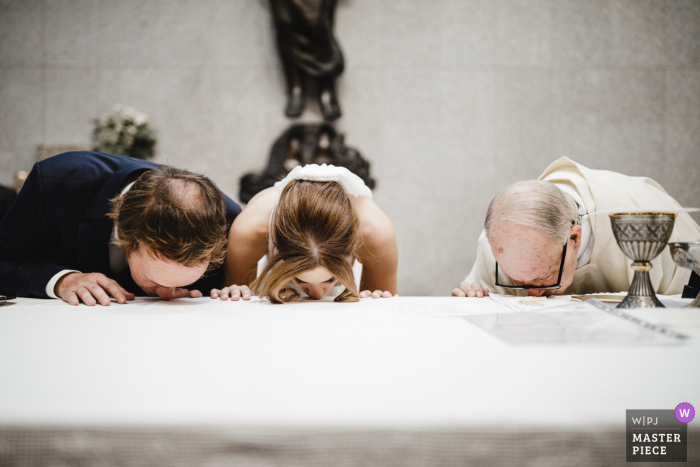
293, 266, 337, 299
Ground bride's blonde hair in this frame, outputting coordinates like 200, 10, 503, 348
250, 179, 360, 303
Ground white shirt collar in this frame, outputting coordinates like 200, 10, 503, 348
109, 182, 135, 274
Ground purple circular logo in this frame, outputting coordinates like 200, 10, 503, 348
675, 402, 695, 423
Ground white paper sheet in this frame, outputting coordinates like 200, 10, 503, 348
462, 300, 687, 346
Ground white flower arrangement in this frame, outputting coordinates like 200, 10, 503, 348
93, 104, 156, 160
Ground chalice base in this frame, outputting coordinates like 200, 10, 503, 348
617, 271, 665, 309
683, 291, 700, 308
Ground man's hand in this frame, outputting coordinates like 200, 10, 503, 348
360, 290, 398, 298
210, 284, 252, 301
452, 281, 489, 298
55, 272, 135, 306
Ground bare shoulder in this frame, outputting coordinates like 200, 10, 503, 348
231, 187, 280, 239
352, 196, 395, 248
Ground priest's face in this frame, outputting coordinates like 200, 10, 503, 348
127, 247, 209, 299
489, 222, 582, 297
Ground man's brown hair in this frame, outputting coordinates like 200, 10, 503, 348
250, 179, 360, 304
108, 166, 227, 269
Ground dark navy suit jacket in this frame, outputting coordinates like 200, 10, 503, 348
0, 151, 241, 298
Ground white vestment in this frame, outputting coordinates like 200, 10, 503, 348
465, 157, 700, 296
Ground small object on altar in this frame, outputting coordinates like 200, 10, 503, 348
0, 295, 16, 305
668, 242, 700, 308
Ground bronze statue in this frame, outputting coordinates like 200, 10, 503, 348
270, 0, 344, 121
239, 123, 374, 203
242, 3, 376, 203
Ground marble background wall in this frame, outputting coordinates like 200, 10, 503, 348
1, 0, 699, 295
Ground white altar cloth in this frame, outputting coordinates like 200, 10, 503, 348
0, 296, 698, 466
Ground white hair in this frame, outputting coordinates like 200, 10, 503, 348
484, 180, 579, 244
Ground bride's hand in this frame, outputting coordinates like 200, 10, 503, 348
360, 290, 398, 299
210, 284, 252, 301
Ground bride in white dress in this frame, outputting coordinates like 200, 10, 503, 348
211, 165, 398, 303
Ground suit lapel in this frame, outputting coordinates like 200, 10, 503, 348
77, 220, 112, 275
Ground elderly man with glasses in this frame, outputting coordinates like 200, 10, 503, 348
453, 158, 700, 298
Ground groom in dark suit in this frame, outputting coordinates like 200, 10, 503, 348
0, 151, 241, 305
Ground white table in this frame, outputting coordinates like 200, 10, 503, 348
0, 296, 698, 466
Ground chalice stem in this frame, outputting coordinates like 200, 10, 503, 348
684, 289, 700, 308
621, 266, 665, 308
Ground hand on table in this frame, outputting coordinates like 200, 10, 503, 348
157, 288, 203, 300
55, 272, 135, 306
452, 281, 489, 298
210, 284, 252, 301
360, 290, 398, 299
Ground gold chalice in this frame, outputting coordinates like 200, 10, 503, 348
668, 242, 700, 308
610, 212, 676, 308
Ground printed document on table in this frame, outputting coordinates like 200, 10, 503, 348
462, 300, 687, 346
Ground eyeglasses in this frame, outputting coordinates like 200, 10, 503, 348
495, 242, 568, 290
